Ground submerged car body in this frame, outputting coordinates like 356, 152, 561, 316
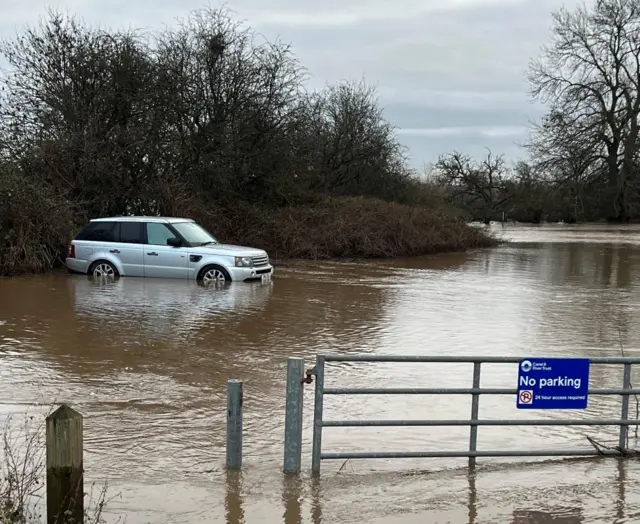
65, 216, 274, 283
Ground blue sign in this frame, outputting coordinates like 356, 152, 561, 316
517, 358, 590, 409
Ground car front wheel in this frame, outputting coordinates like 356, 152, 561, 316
198, 265, 231, 285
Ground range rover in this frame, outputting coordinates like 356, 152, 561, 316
65, 216, 273, 283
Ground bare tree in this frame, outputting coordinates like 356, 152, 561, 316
292, 80, 412, 201
526, 109, 602, 221
434, 149, 510, 224
0, 9, 158, 217
528, 0, 640, 221
153, 6, 308, 206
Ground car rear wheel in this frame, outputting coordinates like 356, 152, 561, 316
198, 265, 231, 285
89, 260, 119, 280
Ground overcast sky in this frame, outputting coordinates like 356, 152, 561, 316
0, 0, 581, 170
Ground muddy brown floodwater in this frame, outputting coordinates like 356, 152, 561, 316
2, 223, 640, 523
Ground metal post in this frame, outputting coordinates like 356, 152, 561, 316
283, 357, 305, 474
311, 356, 325, 475
619, 364, 632, 450
227, 379, 243, 469
469, 362, 481, 467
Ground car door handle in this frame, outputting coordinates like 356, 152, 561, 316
147, 252, 158, 256
109, 249, 120, 254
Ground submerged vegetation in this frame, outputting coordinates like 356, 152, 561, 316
0, 7, 496, 276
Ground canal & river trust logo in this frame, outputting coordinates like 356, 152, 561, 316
520, 360, 532, 372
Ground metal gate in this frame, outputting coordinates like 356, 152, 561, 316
310, 354, 640, 474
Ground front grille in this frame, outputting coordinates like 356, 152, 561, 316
252, 255, 269, 267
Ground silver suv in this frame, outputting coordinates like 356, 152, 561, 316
65, 216, 273, 283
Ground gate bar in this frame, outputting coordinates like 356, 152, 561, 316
469, 362, 481, 467
321, 449, 623, 460
322, 419, 640, 427
323, 387, 640, 395
619, 363, 633, 449
311, 356, 325, 475
322, 355, 640, 364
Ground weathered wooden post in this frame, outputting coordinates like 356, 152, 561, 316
283, 357, 304, 474
227, 380, 243, 469
46, 404, 84, 524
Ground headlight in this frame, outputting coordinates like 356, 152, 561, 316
235, 256, 253, 267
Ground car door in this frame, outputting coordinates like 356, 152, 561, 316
143, 222, 189, 279
110, 222, 145, 277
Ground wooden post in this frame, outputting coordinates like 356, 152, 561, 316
46, 405, 84, 524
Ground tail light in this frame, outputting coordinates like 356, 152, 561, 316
68, 244, 76, 258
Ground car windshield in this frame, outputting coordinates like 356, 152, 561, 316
172, 222, 218, 246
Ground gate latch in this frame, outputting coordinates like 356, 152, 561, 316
302, 368, 314, 384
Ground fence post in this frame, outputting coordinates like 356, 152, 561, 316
469, 362, 481, 467
619, 364, 632, 450
46, 404, 84, 524
283, 357, 304, 474
311, 356, 325, 475
227, 379, 243, 469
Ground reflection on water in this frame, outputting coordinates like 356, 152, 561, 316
2, 224, 640, 523
282, 475, 303, 524
468, 469, 477, 524
226, 470, 244, 524
513, 509, 582, 524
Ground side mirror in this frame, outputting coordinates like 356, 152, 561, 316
167, 237, 182, 247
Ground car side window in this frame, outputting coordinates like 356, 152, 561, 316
76, 222, 117, 242
119, 222, 143, 244
146, 223, 176, 246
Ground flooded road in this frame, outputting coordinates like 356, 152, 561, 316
2, 223, 640, 523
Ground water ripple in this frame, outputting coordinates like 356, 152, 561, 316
1, 226, 640, 523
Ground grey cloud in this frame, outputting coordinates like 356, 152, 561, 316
240, 0, 525, 27
381, 102, 543, 131
398, 131, 529, 172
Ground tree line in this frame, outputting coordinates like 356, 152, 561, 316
434, 0, 640, 224
0, 8, 422, 216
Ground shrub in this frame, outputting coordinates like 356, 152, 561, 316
191, 197, 498, 261
0, 169, 77, 276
